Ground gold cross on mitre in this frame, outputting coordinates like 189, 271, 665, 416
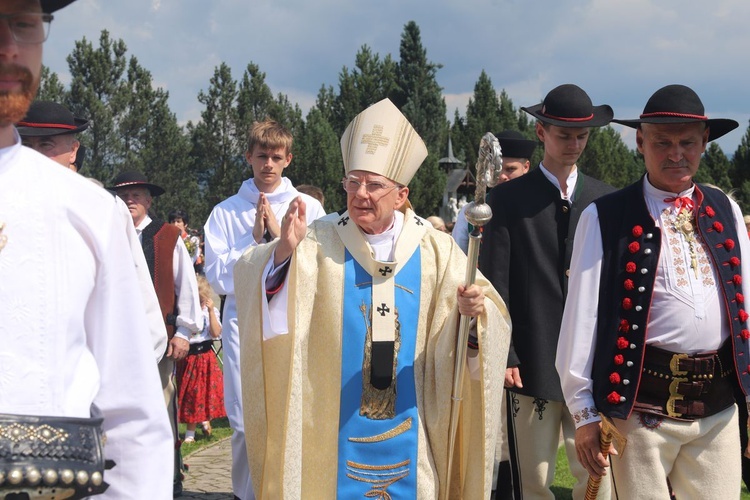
361, 125, 390, 154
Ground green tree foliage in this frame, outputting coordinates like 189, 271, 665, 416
66, 30, 129, 182
393, 21, 447, 216
331, 45, 398, 136
37, 66, 67, 102
287, 107, 344, 213
189, 63, 245, 212
695, 143, 733, 196
730, 120, 750, 212
577, 126, 643, 188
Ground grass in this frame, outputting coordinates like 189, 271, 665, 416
178, 416, 233, 456
551, 445, 750, 499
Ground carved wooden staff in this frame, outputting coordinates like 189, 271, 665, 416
444, 132, 502, 499
584, 415, 626, 500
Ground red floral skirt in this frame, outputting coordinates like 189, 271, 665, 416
176, 349, 227, 423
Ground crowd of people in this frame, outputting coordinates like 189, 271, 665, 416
3, 2, 750, 500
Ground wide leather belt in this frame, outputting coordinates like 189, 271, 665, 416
0, 413, 114, 499
634, 341, 736, 421
188, 339, 214, 355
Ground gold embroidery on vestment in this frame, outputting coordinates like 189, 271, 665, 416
348, 417, 413, 443
346, 458, 411, 498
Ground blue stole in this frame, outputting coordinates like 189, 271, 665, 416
336, 248, 421, 498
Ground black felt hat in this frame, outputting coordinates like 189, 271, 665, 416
40, 0, 78, 13
494, 130, 537, 159
522, 84, 613, 128
110, 171, 166, 197
612, 84, 738, 142
17, 101, 89, 137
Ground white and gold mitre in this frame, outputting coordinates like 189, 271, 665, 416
340, 98, 428, 186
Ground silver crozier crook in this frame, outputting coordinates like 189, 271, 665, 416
444, 132, 502, 499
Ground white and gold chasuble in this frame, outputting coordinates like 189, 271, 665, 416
235, 209, 510, 499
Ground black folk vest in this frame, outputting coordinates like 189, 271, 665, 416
592, 180, 750, 419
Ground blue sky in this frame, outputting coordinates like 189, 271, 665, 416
45, 0, 749, 156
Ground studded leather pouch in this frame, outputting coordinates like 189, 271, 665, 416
0, 413, 114, 499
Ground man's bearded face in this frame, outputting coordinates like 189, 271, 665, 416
0, 63, 37, 126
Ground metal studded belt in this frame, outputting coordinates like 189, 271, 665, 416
0, 413, 114, 499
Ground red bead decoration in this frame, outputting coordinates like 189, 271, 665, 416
614, 355, 624, 365
740, 310, 749, 322
609, 372, 621, 384
632, 226, 643, 237
730, 257, 741, 267
618, 320, 630, 333
624, 279, 635, 291
705, 206, 715, 217
628, 241, 640, 253
713, 221, 724, 232
626, 262, 637, 273
622, 298, 633, 310
617, 336, 629, 349
742, 329, 750, 340
734, 275, 743, 286
607, 391, 622, 404
725, 239, 736, 250
737, 293, 745, 304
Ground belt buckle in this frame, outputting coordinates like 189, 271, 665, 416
669, 353, 689, 376
667, 377, 688, 418
667, 393, 684, 418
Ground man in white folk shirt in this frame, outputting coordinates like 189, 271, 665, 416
556, 84, 749, 498
0, 0, 172, 498
18, 100, 169, 362
111, 170, 203, 497
203, 119, 326, 500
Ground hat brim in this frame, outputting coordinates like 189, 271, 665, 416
40, 0, 78, 13
112, 181, 166, 197
612, 117, 739, 142
17, 118, 89, 137
522, 103, 614, 128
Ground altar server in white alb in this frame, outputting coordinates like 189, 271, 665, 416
234, 98, 511, 499
203, 119, 326, 500
0, 0, 172, 498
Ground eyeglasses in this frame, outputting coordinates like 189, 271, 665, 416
0, 13, 53, 45
342, 177, 399, 196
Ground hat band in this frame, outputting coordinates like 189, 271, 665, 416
541, 112, 594, 122
16, 121, 78, 130
640, 112, 708, 120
